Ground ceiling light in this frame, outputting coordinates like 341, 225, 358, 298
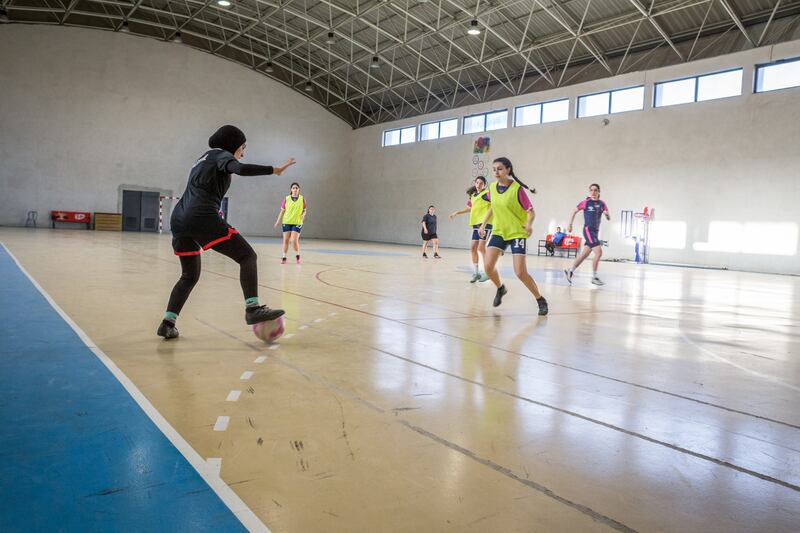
370, 56, 380, 69
325, 31, 336, 45
305, 81, 314, 92
265, 62, 274, 73
120, 21, 130, 33
467, 19, 481, 35
172, 32, 182, 43
217, 0, 231, 6
0, 9, 9, 23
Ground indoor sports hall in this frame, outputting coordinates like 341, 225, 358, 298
1, 1, 798, 532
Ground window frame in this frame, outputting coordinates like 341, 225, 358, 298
654, 67, 743, 108
577, 85, 645, 118
462, 109, 508, 134
420, 117, 459, 141
754, 56, 800, 94
514, 98, 569, 127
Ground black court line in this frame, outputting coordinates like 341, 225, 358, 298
134, 248, 800, 490
196, 318, 637, 532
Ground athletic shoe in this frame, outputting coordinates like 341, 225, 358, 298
537, 296, 549, 316
564, 269, 573, 285
591, 276, 605, 286
434, 253, 441, 259
422, 253, 428, 258
281, 257, 287, 264
469, 272, 481, 283
245, 305, 285, 325
296, 256, 302, 265
478, 272, 490, 283
493, 285, 507, 307
157, 320, 179, 339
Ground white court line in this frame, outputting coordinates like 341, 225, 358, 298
314, 318, 325, 323
329, 312, 338, 316
358, 303, 367, 307
226, 390, 241, 402
268, 344, 280, 351
240, 371, 254, 380
214, 416, 230, 431
0, 243, 270, 533
254, 356, 267, 364
299, 325, 308, 330
205, 458, 223, 477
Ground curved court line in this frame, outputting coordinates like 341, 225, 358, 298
1, 243, 269, 533
306, 265, 800, 431
131, 248, 800, 477
196, 318, 637, 532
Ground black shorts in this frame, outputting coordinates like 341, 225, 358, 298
421, 232, 438, 241
171, 215, 238, 256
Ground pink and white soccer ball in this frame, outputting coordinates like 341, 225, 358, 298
252, 316, 285, 343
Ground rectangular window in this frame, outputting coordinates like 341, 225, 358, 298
654, 77, 696, 107
419, 118, 458, 141
610, 86, 645, 113
382, 128, 400, 147
420, 122, 439, 141
755, 57, 800, 93
541, 99, 569, 123
485, 110, 508, 131
655, 68, 742, 107
439, 118, 458, 138
697, 69, 742, 101
400, 126, 416, 144
577, 92, 610, 118
463, 114, 486, 134
514, 103, 542, 127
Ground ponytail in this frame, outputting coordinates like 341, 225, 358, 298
466, 176, 487, 196
493, 157, 536, 194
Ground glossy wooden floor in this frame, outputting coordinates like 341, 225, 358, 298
2, 227, 798, 532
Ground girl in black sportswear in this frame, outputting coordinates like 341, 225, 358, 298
158, 125, 296, 339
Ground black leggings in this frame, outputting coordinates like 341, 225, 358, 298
166, 233, 258, 316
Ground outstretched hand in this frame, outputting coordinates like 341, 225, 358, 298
274, 158, 297, 176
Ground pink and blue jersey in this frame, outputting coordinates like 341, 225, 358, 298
577, 198, 607, 230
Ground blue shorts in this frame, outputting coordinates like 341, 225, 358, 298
471, 224, 493, 241
488, 235, 527, 255
583, 226, 601, 248
282, 224, 303, 234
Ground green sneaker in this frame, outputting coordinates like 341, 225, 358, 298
478, 272, 490, 282
469, 272, 481, 283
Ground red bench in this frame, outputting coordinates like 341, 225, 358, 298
538, 234, 581, 258
51, 211, 91, 229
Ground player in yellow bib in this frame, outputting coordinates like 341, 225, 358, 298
273, 182, 307, 264
449, 176, 492, 283
478, 157, 548, 315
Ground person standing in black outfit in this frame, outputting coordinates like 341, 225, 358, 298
158, 125, 296, 339
421, 205, 441, 259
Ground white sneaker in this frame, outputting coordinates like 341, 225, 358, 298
591, 276, 604, 286
564, 269, 573, 284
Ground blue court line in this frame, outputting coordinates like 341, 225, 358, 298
0, 245, 249, 533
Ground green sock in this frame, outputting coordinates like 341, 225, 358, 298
164, 311, 178, 323
245, 297, 260, 308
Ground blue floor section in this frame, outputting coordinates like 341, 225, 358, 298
0, 246, 247, 533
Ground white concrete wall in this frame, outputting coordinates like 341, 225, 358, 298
0, 25, 352, 238
351, 41, 800, 274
